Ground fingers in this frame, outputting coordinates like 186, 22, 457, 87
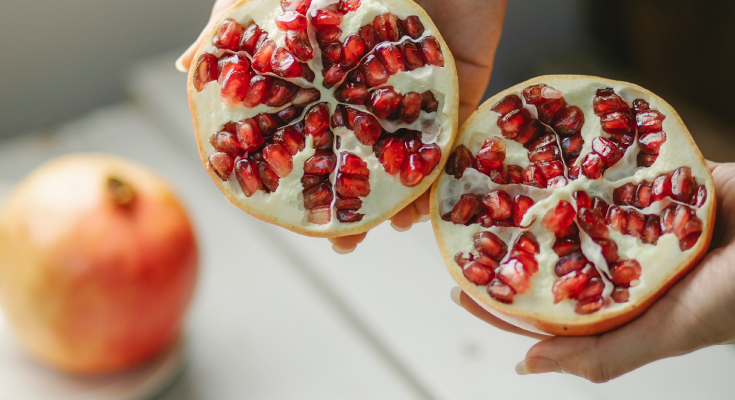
328, 233, 367, 254
451, 287, 550, 340
176, 0, 239, 72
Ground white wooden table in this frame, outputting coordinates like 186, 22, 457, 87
0, 55, 732, 400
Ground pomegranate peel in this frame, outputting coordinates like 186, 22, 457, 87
431, 75, 715, 335
188, 0, 459, 237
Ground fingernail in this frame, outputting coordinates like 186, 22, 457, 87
332, 244, 355, 255
418, 214, 431, 222
390, 221, 411, 232
450, 286, 462, 307
175, 54, 188, 73
517, 357, 562, 375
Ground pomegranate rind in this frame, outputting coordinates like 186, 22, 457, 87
187, 0, 459, 237
431, 75, 714, 336
0, 154, 198, 373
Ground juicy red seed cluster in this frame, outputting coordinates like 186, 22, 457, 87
613, 166, 706, 209
442, 190, 535, 228
336, 85, 438, 124
633, 99, 667, 167
372, 130, 441, 187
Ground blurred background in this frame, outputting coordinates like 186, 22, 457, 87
1, 0, 734, 399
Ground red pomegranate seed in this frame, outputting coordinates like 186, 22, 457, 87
210, 131, 242, 157
577, 208, 609, 239
421, 91, 439, 113
213, 19, 244, 51
638, 131, 667, 155
193, 53, 218, 92
633, 99, 650, 112
474, 231, 508, 261
634, 181, 653, 209
549, 175, 571, 188
575, 296, 604, 314
536, 159, 566, 180
401, 16, 425, 39
542, 200, 576, 233
612, 287, 630, 303
507, 165, 523, 184
554, 106, 585, 136
482, 190, 513, 220
257, 161, 280, 192
360, 54, 389, 87
626, 208, 645, 238
637, 153, 657, 167
255, 113, 279, 137
691, 185, 707, 207
311, 129, 334, 149
316, 28, 342, 47
445, 145, 475, 179
450, 194, 481, 225
281, 0, 311, 14
322, 42, 343, 66
353, 113, 382, 146
373, 13, 400, 42
419, 144, 441, 174
305, 104, 329, 137
510, 252, 539, 274
337, 209, 364, 223
369, 87, 402, 119
336, 173, 370, 197
285, 30, 313, 61
595, 238, 619, 263
552, 269, 592, 303
323, 63, 346, 89
652, 174, 672, 202
553, 237, 580, 257
311, 8, 343, 29
209, 152, 235, 180
528, 144, 561, 164
497, 259, 532, 294
275, 11, 307, 30
335, 196, 362, 210
397, 92, 421, 123
340, 34, 365, 67
577, 277, 604, 303
338, 0, 361, 12
400, 154, 427, 187
274, 128, 305, 156
573, 190, 591, 210
600, 111, 633, 134
491, 95, 523, 116
487, 280, 515, 303
636, 109, 666, 134
475, 137, 506, 170
252, 39, 277, 73
235, 158, 263, 197
340, 153, 369, 176
497, 108, 533, 139
334, 82, 368, 105
581, 152, 605, 179
308, 205, 332, 225
379, 137, 407, 174
610, 260, 641, 287
671, 166, 695, 202
463, 262, 495, 286
556, 222, 579, 238
291, 87, 321, 107
593, 90, 629, 116
591, 137, 623, 167
263, 143, 293, 178
265, 79, 298, 107
613, 182, 636, 205
527, 132, 557, 151
303, 150, 337, 174
680, 232, 702, 251
375, 43, 405, 75
521, 84, 551, 105
591, 197, 610, 215
561, 134, 584, 162
641, 215, 661, 244
514, 232, 540, 255
672, 205, 702, 240
358, 24, 379, 51
239, 23, 263, 53
303, 183, 334, 210
219, 69, 251, 106
512, 195, 535, 227
400, 41, 424, 71
271, 47, 303, 78
241, 75, 270, 107
521, 165, 547, 188
276, 106, 302, 124
417, 36, 444, 66
302, 173, 327, 190
235, 119, 264, 151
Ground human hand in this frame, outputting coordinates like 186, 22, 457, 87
176, 0, 508, 253
450, 160, 735, 383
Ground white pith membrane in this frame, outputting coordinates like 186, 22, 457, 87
431, 75, 714, 335
188, 0, 458, 237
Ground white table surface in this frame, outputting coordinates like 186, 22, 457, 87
0, 54, 732, 400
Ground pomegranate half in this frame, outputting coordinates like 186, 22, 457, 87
187, 0, 459, 237
430, 75, 715, 335
0, 154, 198, 373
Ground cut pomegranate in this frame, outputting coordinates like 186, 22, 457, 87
432, 76, 714, 335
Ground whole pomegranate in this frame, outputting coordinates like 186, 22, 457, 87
187, 0, 459, 237
0, 154, 198, 374
431, 75, 715, 335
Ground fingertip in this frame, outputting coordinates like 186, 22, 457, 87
515, 360, 529, 375
521, 357, 562, 374
390, 206, 415, 231
175, 54, 188, 73
413, 190, 431, 216
450, 286, 463, 306
332, 244, 356, 255
390, 221, 411, 232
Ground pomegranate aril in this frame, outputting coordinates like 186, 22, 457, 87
353, 113, 382, 146
639, 131, 667, 155
308, 205, 331, 225
369, 87, 402, 119
252, 39, 277, 73
652, 173, 672, 201
213, 19, 244, 51
487, 280, 515, 304
528, 144, 561, 163
555, 251, 587, 277
255, 113, 279, 137
553, 237, 580, 257
417, 36, 444, 66
301, 173, 327, 190
600, 111, 633, 134
334, 82, 367, 105
271, 47, 303, 78
497, 108, 531, 139
515, 120, 543, 146
267, 79, 299, 107
553, 106, 585, 136
219, 69, 251, 106
513, 232, 540, 256
527, 132, 557, 151
575, 297, 603, 314
239, 23, 263, 53
340, 153, 369, 176
257, 161, 280, 192
401, 131, 421, 153
591, 197, 610, 216
497, 259, 532, 294
311, 8, 343, 29
450, 194, 481, 225
577, 277, 604, 303
445, 145, 475, 179
636, 109, 666, 134
375, 43, 405, 75
581, 152, 605, 179
235, 158, 263, 197
305, 104, 329, 137
303, 150, 336, 174
210, 131, 242, 157
360, 54, 389, 87
522, 165, 547, 188
312, 129, 334, 149
507, 165, 523, 184
491, 95, 523, 116
641, 215, 661, 244
672, 205, 703, 241
634, 181, 653, 209
577, 208, 609, 239
552, 269, 592, 303
335, 196, 362, 210
285, 30, 313, 61
561, 134, 584, 162
595, 238, 619, 263
194, 54, 218, 92
373, 13, 400, 42
542, 201, 576, 233
338, 0, 360, 13
680, 232, 702, 251
481, 190, 512, 220
401, 41, 424, 71
323, 63, 346, 88
691, 185, 707, 207
322, 41, 343, 65
573, 190, 591, 210
419, 144, 441, 175
336, 173, 370, 197
461, 262, 494, 286
421, 91, 439, 113
209, 152, 235, 180
303, 183, 333, 210
610, 260, 642, 287
235, 119, 264, 152
474, 137, 506, 170
613, 182, 636, 205
671, 166, 696, 203
317, 28, 342, 47
341, 34, 365, 67
242, 75, 270, 107
593, 89, 629, 116
637, 153, 657, 167
473, 231, 508, 261
591, 137, 623, 167
400, 154, 427, 187
275, 11, 307, 30
512, 195, 535, 227
379, 137, 407, 174
358, 24, 379, 51
555, 222, 579, 239
612, 287, 630, 303
398, 92, 423, 124
281, 0, 311, 14
626, 208, 645, 239
263, 143, 293, 178
401, 16, 424, 39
